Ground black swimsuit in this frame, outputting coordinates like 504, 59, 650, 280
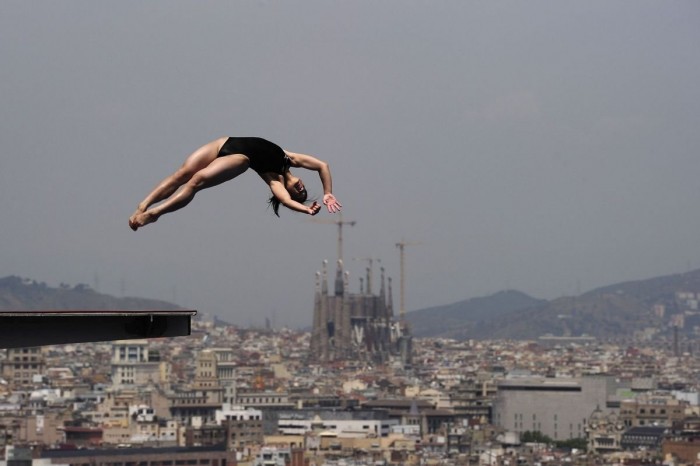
217, 137, 290, 175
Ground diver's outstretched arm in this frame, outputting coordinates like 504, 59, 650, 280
285, 151, 342, 213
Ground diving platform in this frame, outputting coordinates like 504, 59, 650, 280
0, 309, 196, 348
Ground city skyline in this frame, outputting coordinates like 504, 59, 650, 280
3, 315, 700, 464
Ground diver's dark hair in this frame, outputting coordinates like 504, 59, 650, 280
268, 191, 311, 217
268, 195, 282, 217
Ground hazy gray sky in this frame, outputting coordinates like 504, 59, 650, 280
1, 1, 699, 327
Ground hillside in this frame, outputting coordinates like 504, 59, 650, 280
406, 290, 545, 339
0, 276, 182, 311
406, 269, 700, 340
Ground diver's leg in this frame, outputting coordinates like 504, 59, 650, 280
129, 138, 227, 228
130, 154, 249, 230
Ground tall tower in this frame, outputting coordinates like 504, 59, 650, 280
312, 215, 356, 298
353, 257, 381, 295
395, 240, 419, 322
395, 240, 419, 369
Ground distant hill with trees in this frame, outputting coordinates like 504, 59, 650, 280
405, 290, 546, 339
0, 275, 181, 311
405, 269, 700, 340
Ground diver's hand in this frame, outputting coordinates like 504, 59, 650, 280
323, 194, 342, 213
308, 202, 321, 216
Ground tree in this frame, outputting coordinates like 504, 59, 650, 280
520, 431, 553, 444
555, 438, 588, 451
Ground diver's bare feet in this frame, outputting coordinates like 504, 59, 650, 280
129, 207, 146, 231
130, 211, 158, 230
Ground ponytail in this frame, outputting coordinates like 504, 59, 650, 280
268, 195, 281, 217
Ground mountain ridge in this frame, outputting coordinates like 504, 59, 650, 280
0, 275, 181, 312
405, 269, 700, 340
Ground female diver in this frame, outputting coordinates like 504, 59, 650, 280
128, 136, 342, 231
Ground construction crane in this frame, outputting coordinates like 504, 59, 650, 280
311, 214, 356, 263
352, 257, 381, 295
395, 240, 420, 322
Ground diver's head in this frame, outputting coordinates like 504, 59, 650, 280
286, 176, 307, 203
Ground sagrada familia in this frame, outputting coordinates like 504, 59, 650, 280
309, 259, 412, 366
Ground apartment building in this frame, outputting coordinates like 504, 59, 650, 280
1, 347, 45, 388
619, 392, 686, 428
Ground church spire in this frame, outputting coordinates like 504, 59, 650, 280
334, 259, 344, 296
321, 260, 328, 295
